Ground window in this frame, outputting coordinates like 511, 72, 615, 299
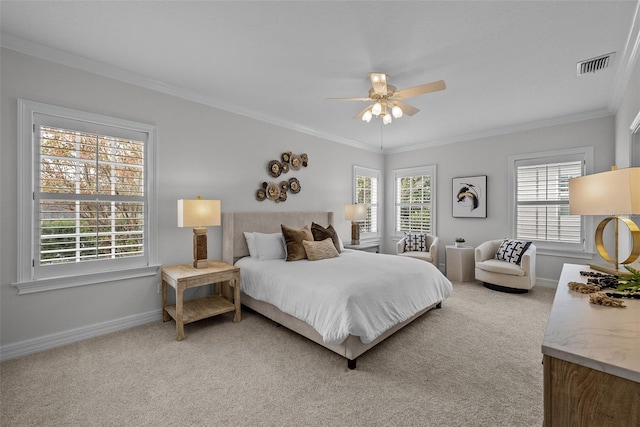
509, 148, 593, 255
394, 166, 437, 235
15, 100, 158, 294
353, 166, 380, 240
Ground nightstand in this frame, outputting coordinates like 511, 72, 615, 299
445, 245, 475, 282
344, 242, 380, 253
161, 260, 241, 341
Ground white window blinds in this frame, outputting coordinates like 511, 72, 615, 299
355, 171, 378, 234
37, 125, 145, 267
515, 160, 583, 243
395, 166, 436, 234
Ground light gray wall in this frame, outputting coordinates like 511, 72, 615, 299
0, 44, 631, 352
614, 50, 640, 268
0, 48, 383, 347
615, 48, 639, 168
384, 116, 616, 283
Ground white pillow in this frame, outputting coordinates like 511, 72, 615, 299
254, 232, 286, 260
337, 234, 345, 252
243, 232, 257, 258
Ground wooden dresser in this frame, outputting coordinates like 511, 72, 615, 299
542, 263, 640, 426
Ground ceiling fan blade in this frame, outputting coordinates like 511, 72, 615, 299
394, 80, 446, 99
353, 105, 373, 120
327, 97, 373, 101
392, 100, 420, 116
369, 72, 388, 95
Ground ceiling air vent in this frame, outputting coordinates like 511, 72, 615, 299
577, 52, 615, 76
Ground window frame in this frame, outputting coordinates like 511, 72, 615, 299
508, 147, 594, 258
14, 99, 159, 294
393, 165, 437, 237
352, 165, 381, 241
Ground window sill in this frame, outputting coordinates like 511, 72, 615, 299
537, 249, 594, 260
12, 265, 161, 295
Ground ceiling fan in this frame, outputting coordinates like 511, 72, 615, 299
328, 72, 446, 124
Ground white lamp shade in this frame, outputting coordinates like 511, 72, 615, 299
362, 110, 373, 123
344, 204, 367, 221
391, 105, 403, 118
569, 167, 640, 216
177, 199, 221, 227
371, 102, 382, 116
382, 114, 392, 124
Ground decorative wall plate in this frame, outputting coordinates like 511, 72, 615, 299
256, 152, 308, 202
290, 154, 302, 170
288, 177, 301, 193
266, 182, 280, 200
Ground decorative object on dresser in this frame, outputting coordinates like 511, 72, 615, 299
569, 166, 640, 276
454, 237, 465, 248
344, 204, 367, 245
474, 238, 536, 293
542, 264, 640, 427
256, 151, 308, 202
177, 197, 221, 268
566, 267, 640, 306
452, 175, 487, 218
162, 260, 241, 341
396, 233, 439, 267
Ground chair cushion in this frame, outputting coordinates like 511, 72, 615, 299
476, 259, 525, 276
495, 239, 531, 265
398, 251, 433, 262
404, 233, 429, 252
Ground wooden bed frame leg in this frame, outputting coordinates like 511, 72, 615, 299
436, 302, 442, 309
347, 358, 357, 370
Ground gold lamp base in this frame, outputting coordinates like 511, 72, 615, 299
193, 227, 208, 268
593, 216, 640, 277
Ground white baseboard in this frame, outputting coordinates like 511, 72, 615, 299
0, 309, 162, 362
536, 277, 558, 288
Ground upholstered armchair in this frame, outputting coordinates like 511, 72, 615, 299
396, 234, 439, 268
474, 239, 536, 293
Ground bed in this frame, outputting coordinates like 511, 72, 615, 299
221, 211, 452, 369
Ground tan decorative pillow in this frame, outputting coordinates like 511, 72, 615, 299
311, 222, 341, 253
303, 238, 339, 261
281, 224, 313, 261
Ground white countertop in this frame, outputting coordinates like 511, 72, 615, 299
542, 263, 640, 383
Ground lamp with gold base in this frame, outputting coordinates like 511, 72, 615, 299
177, 197, 221, 268
569, 167, 640, 275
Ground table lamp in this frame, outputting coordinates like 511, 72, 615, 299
177, 197, 221, 268
344, 204, 367, 245
569, 167, 640, 275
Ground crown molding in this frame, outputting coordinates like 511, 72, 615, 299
383, 109, 614, 154
0, 34, 381, 153
0, 33, 620, 156
609, 0, 640, 113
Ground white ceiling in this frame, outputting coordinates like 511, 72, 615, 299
1, 1, 638, 152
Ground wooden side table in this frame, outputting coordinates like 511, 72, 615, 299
161, 260, 240, 341
445, 245, 476, 282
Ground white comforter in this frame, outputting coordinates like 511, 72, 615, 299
236, 250, 453, 345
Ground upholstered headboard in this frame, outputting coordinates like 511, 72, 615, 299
222, 211, 334, 264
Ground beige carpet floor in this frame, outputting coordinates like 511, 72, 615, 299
1, 281, 555, 427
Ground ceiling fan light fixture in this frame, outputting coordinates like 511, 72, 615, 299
391, 105, 403, 119
362, 110, 373, 123
372, 102, 382, 116
382, 113, 392, 125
